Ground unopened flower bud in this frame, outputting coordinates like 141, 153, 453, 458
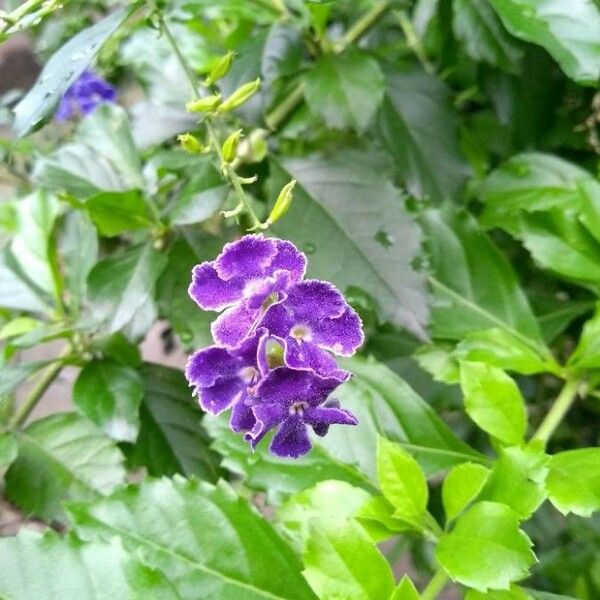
204, 51, 235, 86
217, 78, 261, 113
221, 129, 243, 163
186, 94, 221, 113
267, 179, 296, 225
177, 133, 205, 154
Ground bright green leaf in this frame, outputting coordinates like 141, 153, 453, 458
0, 433, 18, 470
466, 585, 534, 599
73, 359, 144, 442
391, 576, 421, 600
5, 412, 126, 522
377, 436, 428, 527
546, 448, 600, 517
304, 48, 385, 132
436, 501, 536, 592
356, 495, 411, 541
460, 361, 527, 445
442, 462, 490, 521
303, 520, 395, 600
567, 302, 600, 370
69, 477, 317, 599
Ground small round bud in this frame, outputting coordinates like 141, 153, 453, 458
221, 129, 243, 163
204, 51, 235, 86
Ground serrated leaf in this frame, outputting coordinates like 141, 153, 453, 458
69, 477, 317, 600
73, 359, 144, 442
377, 437, 428, 528
377, 70, 469, 201
466, 586, 534, 600
391, 576, 421, 600
13, 7, 133, 136
460, 362, 527, 445
0, 530, 181, 599
453, 0, 523, 72
436, 501, 536, 592
303, 520, 394, 600
271, 153, 428, 338
304, 48, 384, 132
442, 462, 490, 521
5, 412, 126, 522
86, 242, 168, 333
488, 0, 600, 84
545, 448, 600, 517
126, 363, 220, 482
567, 301, 600, 370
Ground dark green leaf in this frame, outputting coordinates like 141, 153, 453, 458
0, 433, 18, 470
488, 0, 600, 84
0, 531, 181, 599
127, 363, 220, 482
69, 477, 317, 599
5, 412, 126, 522
271, 154, 428, 337
86, 242, 168, 333
83, 191, 153, 236
304, 48, 385, 132
73, 359, 144, 442
13, 7, 132, 136
436, 501, 536, 592
378, 70, 469, 201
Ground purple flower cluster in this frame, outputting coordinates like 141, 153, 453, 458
55, 70, 116, 122
185, 235, 363, 458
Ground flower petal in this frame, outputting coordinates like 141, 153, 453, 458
188, 262, 244, 311
270, 415, 312, 458
245, 402, 286, 449
214, 234, 278, 280
185, 346, 240, 389
312, 307, 364, 356
284, 338, 350, 378
303, 404, 358, 437
198, 378, 243, 415
269, 239, 307, 282
211, 303, 260, 347
230, 398, 256, 433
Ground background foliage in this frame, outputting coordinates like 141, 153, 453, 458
1, 0, 600, 598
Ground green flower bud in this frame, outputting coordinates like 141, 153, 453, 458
185, 94, 221, 113
221, 129, 243, 163
204, 51, 235, 86
217, 78, 261, 113
267, 179, 296, 225
177, 133, 206, 154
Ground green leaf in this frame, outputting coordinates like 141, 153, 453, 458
442, 462, 490, 521
12, 7, 133, 136
355, 495, 410, 541
73, 359, 144, 442
567, 302, 600, 370
466, 586, 534, 600
377, 437, 428, 527
459, 362, 527, 445
453, 0, 523, 72
126, 363, 220, 482
436, 501, 536, 592
10, 191, 61, 296
377, 70, 469, 201
488, 0, 600, 84
0, 531, 181, 599
0, 360, 50, 396
414, 343, 460, 384
83, 191, 153, 236
0, 433, 18, 470
167, 162, 228, 226
391, 576, 421, 600
545, 448, 600, 517
205, 414, 371, 504
58, 211, 98, 315
422, 208, 545, 349
277, 480, 372, 552
271, 154, 428, 337
0, 317, 42, 340
478, 446, 548, 519
456, 328, 559, 375
0, 258, 49, 313
5, 412, 125, 522
86, 242, 168, 333
304, 48, 385, 132
303, 520, 395, 600
69, 477, 317, 600
323, 356, 484, 480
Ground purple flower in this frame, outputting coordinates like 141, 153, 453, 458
185, 328, 270, 432
188, 235, 306, 347
245, 368, 356, 458
259, 280, 364, 370
55, 70, 117, 122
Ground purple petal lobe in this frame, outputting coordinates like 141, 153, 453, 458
215, 235, 279, 280
189, 262, 244, 311
270, 415, 312, 458
245, 403, 286, 449
198, 378, 243, 415
230, 399, 256, 432
185, 346, 240, 388
211, 303, 259, 347
312, 308, 364, 356
304, 405, 358, 437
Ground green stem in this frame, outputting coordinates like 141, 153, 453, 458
9, 359, 65, 428
339, 1, 392, 50
265, 83, 304, 131
532, 377, 581, 444
421, 569, 449, 600
395, 9, 434, 74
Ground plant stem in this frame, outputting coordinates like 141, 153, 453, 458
9, 359, 64, 428
395, 9, 434, 74
421, 569, 449, 600
532, 377, 581, 444
265, 83, 305, 131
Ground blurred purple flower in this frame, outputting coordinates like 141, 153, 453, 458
55, 70, 116, 122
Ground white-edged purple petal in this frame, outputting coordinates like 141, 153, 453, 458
270, 415, 312, 458
211, 303, 260, 347
245, 402, 286, 449
304, 405, 358, 437
189, 262, 244, 311
230, 399, 256, 433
